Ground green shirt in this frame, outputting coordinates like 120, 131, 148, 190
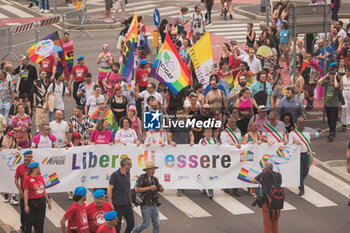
322, 79, 340, 107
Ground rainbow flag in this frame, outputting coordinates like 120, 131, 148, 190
150, 33, 192, 95
43, 173, 60, 188
237, 167, 260, 183
120, 12, 138, 83
27, 31, 63, 63
240, 151, 254, 162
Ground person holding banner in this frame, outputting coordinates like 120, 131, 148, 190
23, 161, 51, 233
60, 186, 89, 233
220, 115, 241, 197
262, 111, 288, 145
289, 117, 319, 196
87, 189, 114, 233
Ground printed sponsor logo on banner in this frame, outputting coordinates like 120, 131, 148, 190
164, 174, 171, 182
178, 176, 190, 181
196, 174, 202, 180
90, 175, 99, 181
0, 152, 23, 171
131, 175, 139, 181
42, 156, 66, 165
209, 176, 219, 181
106, 174, 111, 180
81, 176, 87, 183
240, 151, 254, 162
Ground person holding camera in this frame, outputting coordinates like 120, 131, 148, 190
252, 161, 282, 233
133, 161, 164, 233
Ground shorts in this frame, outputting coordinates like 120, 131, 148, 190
279, 43, 289, 53
105, 0, 113, 10
35, 107, 49, 126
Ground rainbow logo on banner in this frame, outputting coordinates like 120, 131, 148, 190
27, 31, 63, 63
259, 155, 270, 168
240, 151, 254, 162
41, 156, 51, 165
13, 152, 22, 166
237, 167, 260, 183
43, 173, 60, 188
120, 12, 138, 82
150, 33, 192, 95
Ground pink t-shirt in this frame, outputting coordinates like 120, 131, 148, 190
90, 130, 113, 144
105, 72, 123, 97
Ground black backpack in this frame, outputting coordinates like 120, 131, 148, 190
269, 172, 284, 220
254, 82, 268, 106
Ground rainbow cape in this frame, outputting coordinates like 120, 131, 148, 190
150, 33, 192, 95
120, 12, 138, 82
27, 31, 63, 63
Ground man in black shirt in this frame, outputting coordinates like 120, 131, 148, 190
13, 55, 37, 105
107, 157, 134, 233
133, 161, 164, 233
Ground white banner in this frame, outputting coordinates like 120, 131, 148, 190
0, 144, 300, 193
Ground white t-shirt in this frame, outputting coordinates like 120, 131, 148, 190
140, 90, 163, 110
115, 128, 138, 144
86, 95, 105, 116
121, 80, 136, 105
191, 13, 204, 34
48, 82, 69, 110
289, 127, 316, 153
34, 135, 54, 148
243, 55, 262, 80
262, 121, 286, 143
50, 121, 69, 147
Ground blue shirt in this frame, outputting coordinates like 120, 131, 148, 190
276, 97, 303, 122
250, 81, 273, 109
320, 46, 334, 71
279, 29, 291, 44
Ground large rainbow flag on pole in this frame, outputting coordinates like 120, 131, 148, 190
27, 31, 63, 63
120, 12, 138, 83
150, 33, 192, 95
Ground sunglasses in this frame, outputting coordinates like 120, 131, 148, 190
204, 108, 211, 110
98, 103, 105, 105
102, 47, 108, 49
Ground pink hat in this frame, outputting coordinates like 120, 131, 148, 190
102, 44, 109, 48
128, 105, 137, 114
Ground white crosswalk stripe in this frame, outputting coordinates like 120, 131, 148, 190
212, 189, 254, 215
46, 197, 67, 227
0, 195, 21, 230
288, 186, 337, 208
0, 5, 34, 18
133, 205, 168, 220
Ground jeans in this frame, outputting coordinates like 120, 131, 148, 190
26, 198, 46, 233
49, 108, 65, 122
325, 106, 338, 137
73, 81, 83, 106
20, 197, 26, 231
299, 153, 310, 191
39, 0, 49, 10
113, 204, 134, 233
0, 102, 12, 123
113, 0, 126, 22
205, 1, 213, 22
133, 205, 160, 233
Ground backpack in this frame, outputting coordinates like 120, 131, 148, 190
254, 82, 268, 106
269, 172, 284, 220
173, 16, 179, 27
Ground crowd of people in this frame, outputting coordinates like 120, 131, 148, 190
1, 0, 350, 232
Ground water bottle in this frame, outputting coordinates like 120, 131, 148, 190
315, 131, 319, 138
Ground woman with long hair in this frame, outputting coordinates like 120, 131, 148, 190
10, 103, 32, 148
89, 118, 114, 145
280, 111, 295, 133
242, 121, 262, 144
246, 22, 256, 47
235, 87, 254, 135
158, 19, 171, 44
114, 116, 140, 145
108, 84, 128, 124
186, 93, 201, 119
127, 105, 142, 137
97, 44, 113, 94
23, 162, 51, 233
268, 65, 284, 109
279, 20, 291, 73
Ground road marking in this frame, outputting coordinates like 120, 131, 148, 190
0, 5, 34, 18
126, 1, 160, 7
161, 190, 211, 218
137, 7, 175, 15
282, 201, 297, 211
0, 195, 21, 230
46, 197, 68, 227
6, 23, 22, 26
0, 13, 9, 18
309, 165, 350, 198
212, 189, 254, 215
207, 27, 262, 33
206, 23, 260, 28
288, 186, 337, 207
125, 4, 158, 12
133, 206, 168, 220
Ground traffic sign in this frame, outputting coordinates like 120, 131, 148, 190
153, 9, 160, 27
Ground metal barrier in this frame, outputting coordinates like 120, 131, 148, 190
62, 9, 91, 38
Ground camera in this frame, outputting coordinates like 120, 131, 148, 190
154, 184, 162, 206
251, 194, 265, 208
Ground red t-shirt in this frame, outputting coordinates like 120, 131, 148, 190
64, 202, 90, 233
97, 224, 116, 233
40, 54, 56, 73
22, 175, 45, 199
15, 163, 29, 187
135, 69, 148, 87
71, 65, 89, 82
86, 202, 113, 232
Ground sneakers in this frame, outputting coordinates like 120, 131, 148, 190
39, 9, 44, 13
230, 14, 233, 19
3, 197, 9, 203
327, 135, 334, 142
10, 199, 19, 205
104, 18, 113, 23
68, 191, 73, 200
208, 193, 213, 199
28, 3, 33, 8
176, 189, 183, 196
232, 189, 241, 197
43, 9, 50, 14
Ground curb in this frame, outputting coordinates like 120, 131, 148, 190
233, 4, 265, 21
60, 21, 124, 30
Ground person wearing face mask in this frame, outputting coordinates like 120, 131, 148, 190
87, 189, 114, 233
104, 62, 123, 102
